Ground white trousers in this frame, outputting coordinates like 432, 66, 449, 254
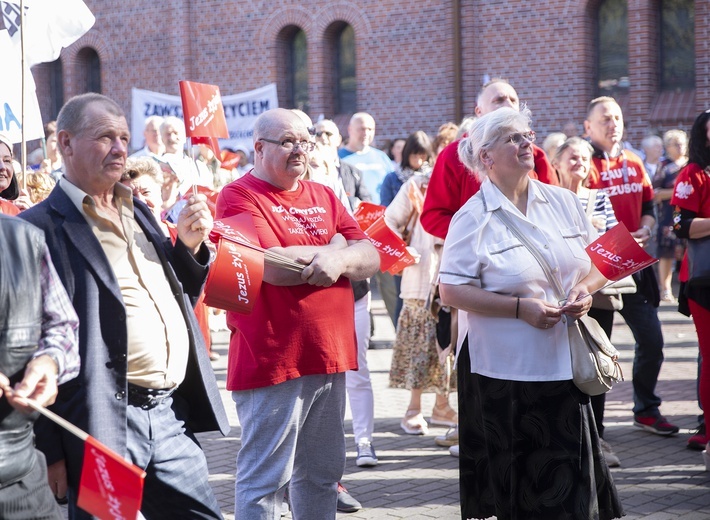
346, 293, 375, 445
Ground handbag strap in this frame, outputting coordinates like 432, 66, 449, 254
481, 189, 567, 303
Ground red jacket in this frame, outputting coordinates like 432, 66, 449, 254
420, 139, 557, 239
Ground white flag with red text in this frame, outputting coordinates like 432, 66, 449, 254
1, 0, 95, 67
0, 28, 44, 142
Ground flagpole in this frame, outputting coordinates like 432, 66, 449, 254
20, 0, 27, 190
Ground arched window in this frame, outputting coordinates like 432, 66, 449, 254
290, 30, 309, 112
77, 47, 101, 93
597, 0, 629, 96
335, 24, 356, 114
277, 26, 308, 112
49, 59, 63, 119
660, 0, 694, 90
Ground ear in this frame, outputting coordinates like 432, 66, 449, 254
57, 130, 73, 158
583, 120, 591, 136
474, 105, 483, 118
253, 140, 264, 158
480, 149, 493, 168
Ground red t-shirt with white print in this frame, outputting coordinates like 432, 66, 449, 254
216, 173, 367, 391
588, 150, 654, 232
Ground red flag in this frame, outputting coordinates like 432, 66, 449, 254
586, 222, 658, 281
364, 217, 417, 275
353, 202, 386, 232
77, 436, 145, 520
210, 212, 261, 246
203, 238, 265, 313
220, 149, 241, 170
179, 80, 229, 158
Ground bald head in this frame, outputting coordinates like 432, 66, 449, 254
346, 112, 376, 152
475, 79, 520, 117
253, 108, 307, 143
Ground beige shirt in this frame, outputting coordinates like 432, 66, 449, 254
60, 178, 189, 389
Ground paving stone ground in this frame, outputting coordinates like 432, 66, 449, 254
201, 295, 710, 520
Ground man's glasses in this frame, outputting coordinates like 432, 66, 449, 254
507, 131, 536, 146
316, 131, 334, 138
259, 138, 315, 153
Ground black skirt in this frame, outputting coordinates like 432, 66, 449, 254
457, 341, 624, 520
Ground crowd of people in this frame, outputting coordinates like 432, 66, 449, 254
0, 80, 708, 520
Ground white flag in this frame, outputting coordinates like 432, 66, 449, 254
0, 28, 44, 142
1, 0, 95, 68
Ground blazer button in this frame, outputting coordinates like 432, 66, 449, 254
115, 391, 125, 400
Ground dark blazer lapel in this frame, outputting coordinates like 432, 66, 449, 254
47, 188, 124, 303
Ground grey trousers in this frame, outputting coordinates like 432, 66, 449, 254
233, 372, 347, 520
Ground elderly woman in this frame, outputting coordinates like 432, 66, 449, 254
439, 108, 623, 520
654, 129, 689, 302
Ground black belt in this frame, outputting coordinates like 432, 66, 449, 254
127, 383, 176, 410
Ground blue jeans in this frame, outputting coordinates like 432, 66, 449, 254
619, 291, 665, 416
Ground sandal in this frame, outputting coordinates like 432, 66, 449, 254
430, 404, 458, 427
401, 409, 428, 435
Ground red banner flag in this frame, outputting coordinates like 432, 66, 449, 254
353, 202, 386, 232
77, 436, 146, 520
209, 212, 261, 246
586, 222, 658, 281
364, 217, 417, 275
179, 80, 229, 158
203, 238, 265, 313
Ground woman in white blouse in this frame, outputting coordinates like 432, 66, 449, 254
439, 108, 623, 520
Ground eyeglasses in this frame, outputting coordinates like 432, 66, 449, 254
316, 131, 334, 138
507, 131, 536, 146
259, 138, 315, 153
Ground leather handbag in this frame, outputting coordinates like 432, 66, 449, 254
687, 236, 710, 288
489, 202, 624, 395
568, 314, 624, 395
591, 275, 636, 311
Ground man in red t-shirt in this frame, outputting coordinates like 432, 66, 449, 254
586, 96, 678, 436
420, 78, 558, 240
216, 108, 379, 520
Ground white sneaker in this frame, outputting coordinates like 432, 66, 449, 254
356, 441, 378, 467
449, 445, 459, 458
600, 438, 620, 468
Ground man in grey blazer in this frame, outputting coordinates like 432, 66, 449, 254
21, 93, 229, 520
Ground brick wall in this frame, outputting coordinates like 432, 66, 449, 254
30, 0, 704, 150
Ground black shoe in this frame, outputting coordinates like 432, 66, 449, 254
337, 482, 362, 513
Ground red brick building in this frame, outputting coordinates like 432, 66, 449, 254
31, 0, 707, 148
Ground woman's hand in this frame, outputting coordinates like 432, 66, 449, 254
518, 298, 563, 329
559, 285, 593, 320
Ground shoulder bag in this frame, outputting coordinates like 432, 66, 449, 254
490, 204, 623, 395
583, 190, 636, 310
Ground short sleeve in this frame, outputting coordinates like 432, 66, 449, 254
439, 210, 482, 287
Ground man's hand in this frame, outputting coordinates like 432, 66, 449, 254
300, 251, 346, 287
0, 355, 59, 413
177, 194, 213, 255
631, 225, 652, 247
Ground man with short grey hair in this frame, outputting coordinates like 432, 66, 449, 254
129, 115, 164, 158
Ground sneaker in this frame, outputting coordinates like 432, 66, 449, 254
449, 444, 459, 458
435, 426, 459, 447
336, 482, 362, 513
356, 441, 378, 467
599, 438, 621, 468
633, 414, 679, 436
687, 424, 706, 451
